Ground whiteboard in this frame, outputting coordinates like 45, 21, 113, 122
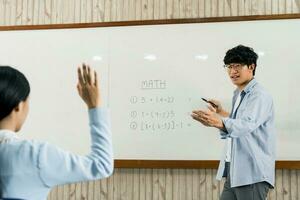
0, 18, 299, 160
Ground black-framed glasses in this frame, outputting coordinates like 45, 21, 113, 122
223, 63, 247, 71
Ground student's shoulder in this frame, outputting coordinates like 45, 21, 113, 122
19, 139, 63, 153
13, 139, 69, 164
0, 139, 47, 168
6, 138, 54, 157
10, 138, 45, 155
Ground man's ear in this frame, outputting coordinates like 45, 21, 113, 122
248, 64, 255, 71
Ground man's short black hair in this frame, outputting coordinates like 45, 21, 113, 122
223, 45, 258, 76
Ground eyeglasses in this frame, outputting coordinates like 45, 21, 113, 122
223, 63, 246, 71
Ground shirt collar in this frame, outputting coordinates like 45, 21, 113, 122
234, 78, 257, 95
0, 129, 19, 142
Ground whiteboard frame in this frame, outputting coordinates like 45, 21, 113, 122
1, 14, 300, 169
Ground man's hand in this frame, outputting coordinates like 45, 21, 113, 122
207, 99, 230, 118
191, 109, 224, 129
77, 63, 101, 109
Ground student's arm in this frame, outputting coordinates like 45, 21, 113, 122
220, 92, 273, 138
37, 107, 113, 187
36, 64, 113, 187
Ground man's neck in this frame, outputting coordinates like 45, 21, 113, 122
237, 78, 254, 91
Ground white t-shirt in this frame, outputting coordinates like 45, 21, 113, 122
225, 91, 242, 162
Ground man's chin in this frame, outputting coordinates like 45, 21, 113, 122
231, 80, 240, 85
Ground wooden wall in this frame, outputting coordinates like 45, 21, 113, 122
1, 0, 300, 199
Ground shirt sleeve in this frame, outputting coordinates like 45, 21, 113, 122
37, 107, 114, 187
219, 91, 273, 139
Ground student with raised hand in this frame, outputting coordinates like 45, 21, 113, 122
191, 45, 275, 200
0, 64, 113, 200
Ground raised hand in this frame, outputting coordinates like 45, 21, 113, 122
77, 63, 101, 109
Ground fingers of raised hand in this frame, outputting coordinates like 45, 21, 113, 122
94, 70, 98, 87
78, 64, 97, 86
77, 66, 85, 85
82, 64, 92, 85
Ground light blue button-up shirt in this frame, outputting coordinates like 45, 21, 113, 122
216, 79, 276, 188
0, 108, 113, 200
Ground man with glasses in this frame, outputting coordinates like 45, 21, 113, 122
191, 45, 275, 200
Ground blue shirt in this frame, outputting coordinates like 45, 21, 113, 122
0, 108, 113, 200
216, 79, 276, 188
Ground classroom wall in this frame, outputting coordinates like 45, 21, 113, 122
0, 0, 299, 199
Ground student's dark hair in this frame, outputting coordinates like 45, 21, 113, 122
223, 45, 258, 76
0, 66, 30, 121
